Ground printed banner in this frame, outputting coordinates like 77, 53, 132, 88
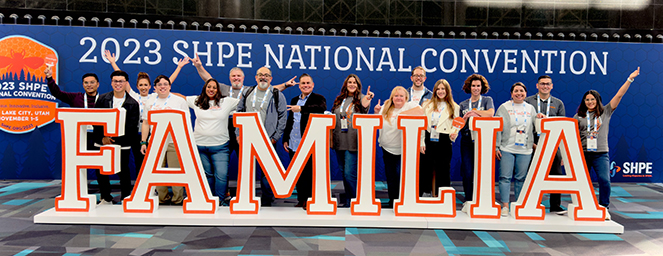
0, 25, 659, 183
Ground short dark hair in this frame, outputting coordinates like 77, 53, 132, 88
110, 70, 129, 81
82, 73, 98, 82
300, 73, 312, 82
510, 82, 527, 93
153, 75, 171, 86
537, 75, 552, 83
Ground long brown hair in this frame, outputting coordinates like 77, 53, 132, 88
331, 74, 363, 113
423, 79, 456, 119
195, 79, 223, 110
382, 86, 409, 124
577, 90, 604, 117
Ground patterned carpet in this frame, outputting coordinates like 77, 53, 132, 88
1, 180, 662, 255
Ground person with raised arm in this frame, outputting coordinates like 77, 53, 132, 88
495, 82, 537, 217
458, 74, 495, 213
419, 79, 460, 197
573, 67, 640, 220
92, 70, 140, 204
330, 74, 373, 207
374, 86, 424, 208
139, 75, 189, 205
282, 74, 327, 210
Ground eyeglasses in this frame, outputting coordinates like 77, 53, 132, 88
257, 73, 272, 78
538, 82, 552, 86
155, 83, 170, 87
112, 80, 127, 84
412, 74, 425, 78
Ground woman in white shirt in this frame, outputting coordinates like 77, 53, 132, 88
420, 79, 460, 197
140, 75, 190, 205
375, 86, 423, 208
495, 82, 537, 217
184, 78, 239, 204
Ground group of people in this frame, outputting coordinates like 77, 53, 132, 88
45, 53, 640, 219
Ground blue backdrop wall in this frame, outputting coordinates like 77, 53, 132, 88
0, 25, 660, 183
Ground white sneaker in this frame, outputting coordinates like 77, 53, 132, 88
422, 192, 432, 197
461, 202, 470, 213
605, 211, 611, 220
501, 206, 509, 217
97, 199, 112, 206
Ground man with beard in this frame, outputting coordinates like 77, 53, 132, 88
235, 67, 288, 206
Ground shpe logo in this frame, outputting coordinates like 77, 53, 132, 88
611, 161, 653, 178
0, 35, 58, 134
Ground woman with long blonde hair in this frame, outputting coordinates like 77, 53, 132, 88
420, 79, 460, 196
375, 86, 423, 208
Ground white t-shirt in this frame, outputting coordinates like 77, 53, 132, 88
378, 101, 420, 155
112, 96, 125, 109
143, 93, 189, 145
502, 101, 536, 154
410, 88, 425, 104
128, 89, 156, 132
186, 96, 239, 146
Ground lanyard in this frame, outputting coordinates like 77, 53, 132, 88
152, 94, 171, 109
512, 101, 528, 127
230, 86, 244, 99
430, 104, 445, 126
537, 94, 550, 116
340, 98, 354, 117
138, 95, 148, 117
472, 96, 482, 110
587, 113, 600, 134
252, 89, 270, 111
83, 93, 99, 109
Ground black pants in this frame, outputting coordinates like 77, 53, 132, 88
288, 148, 313, 205
97, 149, 133, 202
382, 148, 401, 201
130, 136, 144, 179
460, 131, 475, 201
548, 150, 564, 210
420, 132, 453, 195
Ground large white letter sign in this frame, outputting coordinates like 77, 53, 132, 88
55, 108, 124, 212
467, 117, 503, 218
512, 118, 605, 221
351, 114, 382, 215
395, 115, 456, 217
124, 109, 218, 214
231, 113, 336, 214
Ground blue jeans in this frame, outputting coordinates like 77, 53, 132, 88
498, 151, 532, 204
584, 152, 611, 208
198, 143, 230, 198
335, 149, 358, 205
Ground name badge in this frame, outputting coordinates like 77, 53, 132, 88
430, 129, 440, 142
340, 118, 348, 132
587, 135, 598, 151
86, 125, 94, 133
515, 126, 526, 146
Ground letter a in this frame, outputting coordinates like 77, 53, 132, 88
124, 110, 218, 214
55, 108, 124, 212
395, 115, 455, 217
512, 118, 606, 221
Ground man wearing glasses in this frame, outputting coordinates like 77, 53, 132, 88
408, 66, 433, 106
525, 75, 567, 215
236, 67, 288, 206
93, 70, 140, 204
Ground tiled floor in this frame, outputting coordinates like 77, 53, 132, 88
1, 180, 662, 255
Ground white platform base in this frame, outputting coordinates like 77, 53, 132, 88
34, 206, 623, 234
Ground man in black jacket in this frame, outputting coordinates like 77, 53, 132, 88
283, 73, 327, 209
93, 70, 140, 204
